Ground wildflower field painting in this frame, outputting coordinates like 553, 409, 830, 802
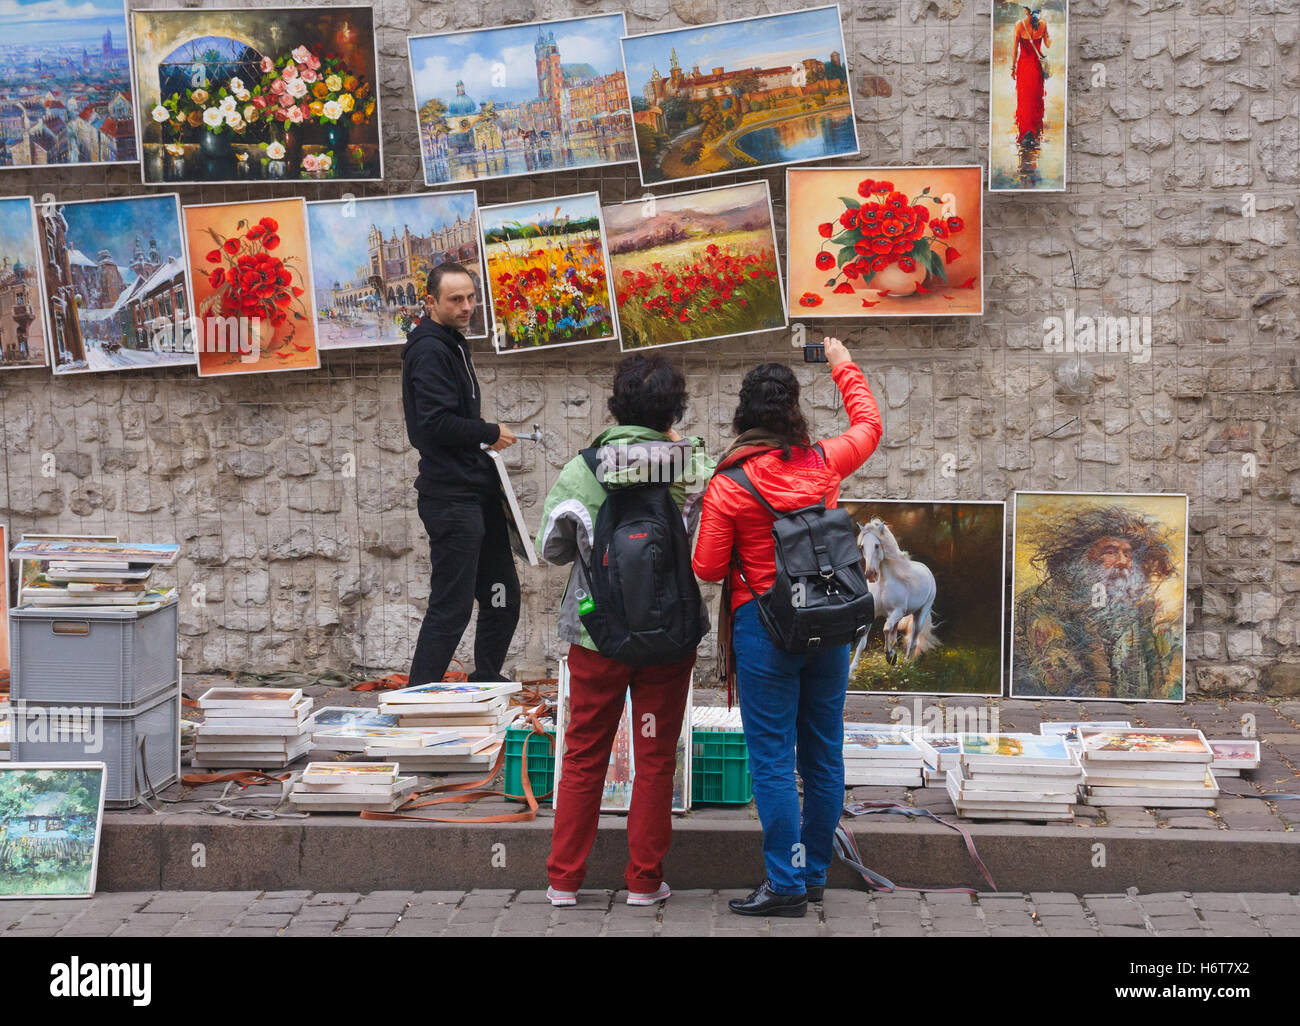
480, 192, 617, 353
603, 181, 786, 351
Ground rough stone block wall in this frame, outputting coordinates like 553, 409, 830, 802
1, 0, 1297, 694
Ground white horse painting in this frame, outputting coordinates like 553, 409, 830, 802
851, 518, 938, 674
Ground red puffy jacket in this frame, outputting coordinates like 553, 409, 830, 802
692, 361, 883, 611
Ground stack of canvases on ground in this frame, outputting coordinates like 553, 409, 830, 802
841, 725, 924, 787
1079, 729, 1219, 809
192, 687, 314, 768
289, 762, 417, 814
948, 734, 1084, 822
374, 682, 521, 773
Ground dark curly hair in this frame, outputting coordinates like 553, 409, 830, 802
732, 363, 811, 457
607, 353, 687, 433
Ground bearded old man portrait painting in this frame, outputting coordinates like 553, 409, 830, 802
1011, 492, 1189, 702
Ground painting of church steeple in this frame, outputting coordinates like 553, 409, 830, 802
409, 14, 635, 186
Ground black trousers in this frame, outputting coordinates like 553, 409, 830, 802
410, 491, 521, 684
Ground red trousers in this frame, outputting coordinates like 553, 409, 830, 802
547, 643, 694, 892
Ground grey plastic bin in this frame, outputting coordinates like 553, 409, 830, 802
10, 600, 179, 708
10, 683, 180, 808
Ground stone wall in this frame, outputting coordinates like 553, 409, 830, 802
2, 0, 1298, 694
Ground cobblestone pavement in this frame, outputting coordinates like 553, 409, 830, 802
3, 890, 1300, 937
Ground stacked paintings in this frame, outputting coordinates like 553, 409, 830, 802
309, 724, 458, 754
1079, 729, 1218, 808
377, 681, 519, 772
948, 733, 1082, 822
842, 725, 924, 787
0, 694, 9, 761
9, 539, 179, 611
290, 763, 417, 814
911, 733, 963, 786
693, 706, 743, 730
307, 707, 401, 733
1208, 740, 1260, 778
192, 687, 314, 768
1039, 720, 1132, 756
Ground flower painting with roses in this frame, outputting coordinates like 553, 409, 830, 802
786, 166, 983, 318
183, 198, 320, 376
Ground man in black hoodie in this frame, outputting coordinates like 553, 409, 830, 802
402, 262, 519, 684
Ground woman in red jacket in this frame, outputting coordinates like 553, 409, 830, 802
692, 337, 882, 917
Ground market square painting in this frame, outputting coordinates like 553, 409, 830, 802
0, 764, 107, 899
183, 197, 318, 377
786, 165, 983, 317
621, 6, 858, 187
37, 194, 196, 375
842, 499, 1005, 697
0, 197, 48, 370
989, 0, 1068, 191
1011, 492, 1189, 702
0, 0, 137, 170
129, 6, 382, 184
307, 191, 486, 348
603, 181, 786, 351
408, 14, 636, 187
480, 192, 617, 353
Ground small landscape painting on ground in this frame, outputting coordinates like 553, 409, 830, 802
0, 764, 107, 899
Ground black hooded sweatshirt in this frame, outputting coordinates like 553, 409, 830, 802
401, 317, 500, 498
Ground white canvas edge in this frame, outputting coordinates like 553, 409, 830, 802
407, 11, 636, 190
0, 761, 107, 899
128, 4, 386, 188
0, 196, 52, 371
598, 689, 634, 814
488, 450, 540, 567
479, 191, 620, 356
604, 178, 790, 353
784, 163, 985, 318
678, 677, 692, 813
181, 196, 322, 378
986, 0, 1069, 193
554, 655, 567, 808
305, 189, 489, 344
0, 524, 8, 672
841, 496, 1005, 697
621, 4, 860, 190
1008, 489, 1190, 703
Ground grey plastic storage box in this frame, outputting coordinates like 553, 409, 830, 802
10, 600, 179, 708
10, 683, 180, 808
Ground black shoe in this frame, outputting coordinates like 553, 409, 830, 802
806, 885, 825, 902
729, 880, 808, 918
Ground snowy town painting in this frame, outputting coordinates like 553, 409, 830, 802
0, 196, 48, 370
37, 194, 195, 374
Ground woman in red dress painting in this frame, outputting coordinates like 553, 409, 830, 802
1010, 7, 1051, 142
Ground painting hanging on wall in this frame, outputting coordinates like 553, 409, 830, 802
0, 763, 107, 899
480, 192, 617, 354
1011, 491, 1189, 702
0, 0, 138, 171
182, 197, 319, 377
841, 500, 1006, 697
620, 5, 858, 187
306, 191, 486, 348
37, 194, 196, 375
0, 198, 48, 371
129, 5, 382, 184
408, 14, 636, 187
786, 165, 983, 317
603, 181, 786, 351
988, 0, 1068, 192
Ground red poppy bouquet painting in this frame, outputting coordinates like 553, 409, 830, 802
786, 165, 983, 318
183, 197, 319, 376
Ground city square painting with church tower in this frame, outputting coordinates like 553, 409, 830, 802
621, 5, 857, 186
407, 14, 636, 187
306, 191, 487, 348
0, 197, 49, 371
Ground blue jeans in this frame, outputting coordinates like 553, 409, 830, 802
732, 599, 849, 895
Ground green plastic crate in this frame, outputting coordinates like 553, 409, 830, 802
503, 727, 556, 803
691, 729, 753, 805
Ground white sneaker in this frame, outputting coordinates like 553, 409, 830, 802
627, 882, 671, 906
547, 886, 578, 907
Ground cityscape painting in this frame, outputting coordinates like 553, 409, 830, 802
0, 0, 137, 170
306, 191, 486, 348
621, 6, 858, 186
0, 197, 48, 370
129, 6, 383, 184
37, 194, 196, 375
408, 14, 635, 187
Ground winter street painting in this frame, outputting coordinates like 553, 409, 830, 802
37, 195, 196, 374
183, 197, 318, 377
786, 165, 983, 317
1011, 492, 1189, 702
0, 197, 48, 370
841, 500, 1005, 697
603, 181, 785, 351
0, 764, 107, 899
621, 5, 857, 187
408, 14, 635, 187
307, 191, 486, 348
481, 192, 617, 353
0, 0, 137, 170
989, 0, 1068, 191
